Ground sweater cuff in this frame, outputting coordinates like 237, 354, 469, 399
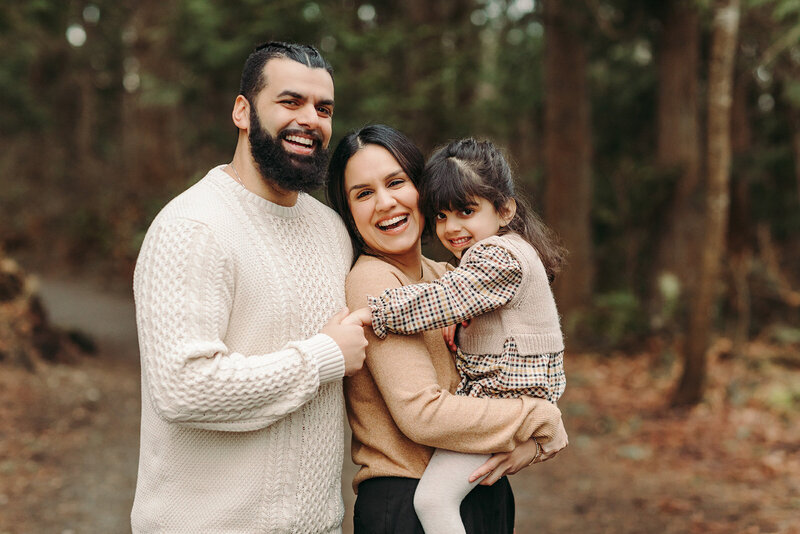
305, 334, 346, 384
368, 295, 388, 339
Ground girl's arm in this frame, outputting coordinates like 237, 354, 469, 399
368, 243, 522, 338
346, 258, 563, 453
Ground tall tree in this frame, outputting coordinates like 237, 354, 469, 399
651, 0, 702, 323
674, 0, 740, 406
543, 0, 594, 317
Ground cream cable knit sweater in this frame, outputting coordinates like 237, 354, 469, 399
131, 166, 353, 533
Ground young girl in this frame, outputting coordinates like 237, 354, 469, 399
347, 137, 567, 534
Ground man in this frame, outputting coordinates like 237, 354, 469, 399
131, 42, 367, 533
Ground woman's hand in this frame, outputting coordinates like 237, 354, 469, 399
540, 416, 569, 461
468, 437, 542, 486
342, 306, 372, 327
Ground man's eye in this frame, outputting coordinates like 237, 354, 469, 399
318, 107, 333, 117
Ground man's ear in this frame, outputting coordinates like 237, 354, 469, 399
232, 95, 251, 131
500, 198, 517, 227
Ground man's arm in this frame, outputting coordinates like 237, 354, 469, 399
135, 218, 364, 431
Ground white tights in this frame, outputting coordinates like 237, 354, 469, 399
413, 448, 491, 534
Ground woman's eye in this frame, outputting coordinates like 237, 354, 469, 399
388, 179, 405, 187
355, 190, 372, 200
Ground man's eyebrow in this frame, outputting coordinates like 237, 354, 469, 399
276, 90, 304, 99
276, 90, 334, 108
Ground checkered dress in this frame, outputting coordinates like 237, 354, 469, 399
369, 240, 565, 403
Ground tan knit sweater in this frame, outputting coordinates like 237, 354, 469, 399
344, 254, 563, 492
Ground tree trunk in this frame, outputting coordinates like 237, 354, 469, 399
543, 0, 594, 317
673, 0, 740, 407
651, 0, 702, 324
728, 72, 753, 357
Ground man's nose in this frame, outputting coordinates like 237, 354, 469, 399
295, 103, 319, 129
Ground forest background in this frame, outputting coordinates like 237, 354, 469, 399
0, 0, 799, 532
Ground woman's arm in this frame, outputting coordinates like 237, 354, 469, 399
346, 258, 562, 453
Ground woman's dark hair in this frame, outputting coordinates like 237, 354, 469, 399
422, 138, 567, 282
239, 41, 333, 105
326, 124, 426, 260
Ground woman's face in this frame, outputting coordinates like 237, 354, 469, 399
344, 144, 424, 260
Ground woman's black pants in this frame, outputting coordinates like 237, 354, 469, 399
353, 476, 515, 534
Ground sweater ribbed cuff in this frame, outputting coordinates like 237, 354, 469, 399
368, 295, 388, 339
305, 333, 346, 384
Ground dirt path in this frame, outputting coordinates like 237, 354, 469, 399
6, 277, 794, 534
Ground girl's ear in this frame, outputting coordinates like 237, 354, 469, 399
500, 198, 516, 227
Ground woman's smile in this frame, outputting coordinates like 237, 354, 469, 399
344, 144, 423, 261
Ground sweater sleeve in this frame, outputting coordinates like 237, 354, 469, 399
368, 244, 522, 338
346, 259, 562, 452
134, 218, 345, 431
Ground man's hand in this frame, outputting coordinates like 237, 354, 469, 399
342, 306, 372, 327
322, 308, 367, 376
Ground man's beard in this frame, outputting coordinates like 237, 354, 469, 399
248, 108, 329, 193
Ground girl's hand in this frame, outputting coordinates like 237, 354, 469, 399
468, 438, 542, 486
441, 320, 469, 352
342, 307, 372, 327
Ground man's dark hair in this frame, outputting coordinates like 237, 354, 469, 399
239, 41, 333, 104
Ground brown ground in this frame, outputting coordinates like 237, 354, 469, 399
1, 276, 798, 534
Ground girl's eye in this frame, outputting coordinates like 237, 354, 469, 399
435, 213, 447, 220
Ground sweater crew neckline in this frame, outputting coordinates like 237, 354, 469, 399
208, 165, 308, 218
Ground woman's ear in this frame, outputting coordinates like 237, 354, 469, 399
500, 198, 517, 227
232, 95, 251, 131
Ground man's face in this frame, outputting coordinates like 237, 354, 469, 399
248, 57, 334, 192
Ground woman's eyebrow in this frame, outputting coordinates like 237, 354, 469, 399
348, 170, 405, 194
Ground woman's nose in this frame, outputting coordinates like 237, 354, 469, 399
374, 188, 397, 211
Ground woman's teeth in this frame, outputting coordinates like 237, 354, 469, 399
377, 215, 407, 229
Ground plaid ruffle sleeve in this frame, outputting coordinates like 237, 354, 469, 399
368, 244, 522, 339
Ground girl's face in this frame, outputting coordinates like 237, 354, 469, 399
435, 196, 515, 258
344, 144, 424, 260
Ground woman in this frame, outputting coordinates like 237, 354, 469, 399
327, 125, 567, 533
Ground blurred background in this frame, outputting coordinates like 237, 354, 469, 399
1, 0, 799, 533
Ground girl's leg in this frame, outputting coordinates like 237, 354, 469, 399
413, 448, 490, 534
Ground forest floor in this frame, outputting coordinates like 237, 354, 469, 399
1, 274, 799, 534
